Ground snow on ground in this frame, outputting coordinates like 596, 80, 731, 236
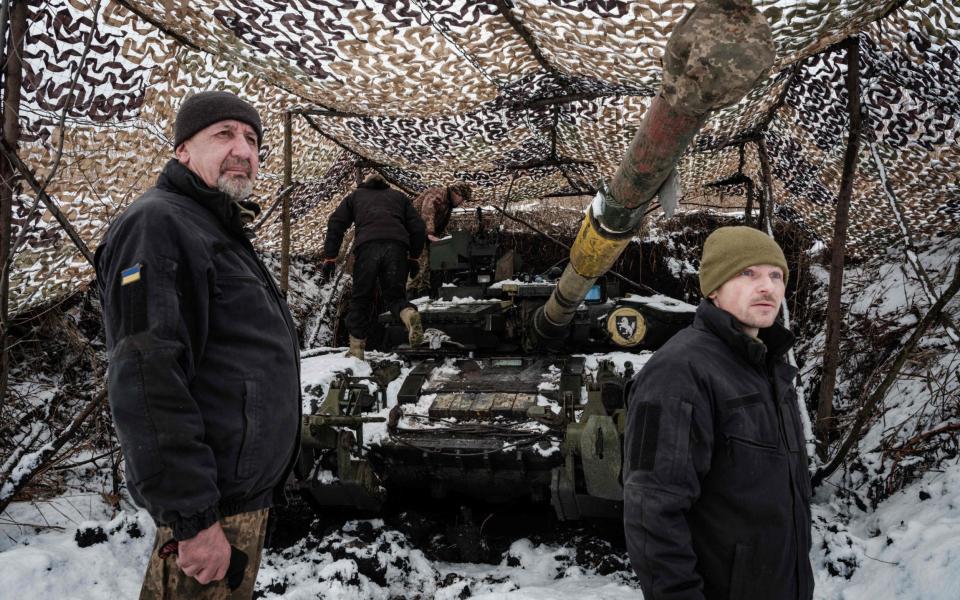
812, 466, 960, 600
256, 516, 640, 600
0, 494, 154, 599
0, 489, 643, 600
6, 472, 960, 600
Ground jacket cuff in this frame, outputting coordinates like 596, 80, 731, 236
170, 505, 221, 541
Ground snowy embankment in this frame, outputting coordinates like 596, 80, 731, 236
812, 466, 960, 599
805, 237, 960, 600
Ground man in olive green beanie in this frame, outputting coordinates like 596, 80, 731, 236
699, 225, 789, 296
699, 225, 789, 337
624, 226, 813, 600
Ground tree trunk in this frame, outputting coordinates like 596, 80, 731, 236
737, 144, 754, 227
280, 110, 292, 295
755, 136, 772, 231
815, 36, 862, 461
743, 180, 755, 228
0, 0, 27, 411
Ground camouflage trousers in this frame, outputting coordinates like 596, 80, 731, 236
407, 252, 431, 297
140, 509, 268, 600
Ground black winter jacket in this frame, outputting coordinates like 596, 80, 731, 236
95, 159, 301, 540
323, 177, 426, 259
624, 299, 813, 600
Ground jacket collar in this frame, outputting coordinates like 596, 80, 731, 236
694, 299, 794, 368
156, 158, 249, 238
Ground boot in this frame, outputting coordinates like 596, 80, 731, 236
347, 335, 366, 360
399, 307, 424, 346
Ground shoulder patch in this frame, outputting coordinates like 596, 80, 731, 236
121, 264, 147, 334
121, 264, 142, 286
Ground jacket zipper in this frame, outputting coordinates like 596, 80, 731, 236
771, 370, 803, 600
238, 237, 303, 492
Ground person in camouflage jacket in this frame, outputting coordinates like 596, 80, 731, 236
407, 181, 472, 296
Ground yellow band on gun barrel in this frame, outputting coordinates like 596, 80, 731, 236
568, 211, 632, 279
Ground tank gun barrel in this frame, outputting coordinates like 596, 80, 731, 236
532, 0, 775, 343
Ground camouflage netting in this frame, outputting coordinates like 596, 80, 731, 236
7, 0, 959, 314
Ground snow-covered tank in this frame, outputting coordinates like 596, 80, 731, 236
294, 228, 696, 518
293, 0, 774, 520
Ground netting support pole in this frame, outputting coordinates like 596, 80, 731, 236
280, 110, 292, 296
0, 0, 27, 411
738, 145, 754, 227
815, 36, 862, 461
755, 136, 772, 230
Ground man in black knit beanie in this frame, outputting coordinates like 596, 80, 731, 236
96, 90, 300, 599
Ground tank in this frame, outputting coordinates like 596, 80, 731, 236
294, 226, 698, 518
292, 0, 774, 520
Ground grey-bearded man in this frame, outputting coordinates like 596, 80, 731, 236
96, 91, 301, 599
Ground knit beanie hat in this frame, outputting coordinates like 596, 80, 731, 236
448, 181, 472, 203
699, 226, 789, 296
174, 91, 263, 149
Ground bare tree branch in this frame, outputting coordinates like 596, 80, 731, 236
0, 387, 107, 514
815, 36, 863, 460
813, 259, 960, 487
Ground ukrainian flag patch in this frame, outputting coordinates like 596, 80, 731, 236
121, 264, 142, 286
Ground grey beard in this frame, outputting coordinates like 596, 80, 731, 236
217, 173, 253, 201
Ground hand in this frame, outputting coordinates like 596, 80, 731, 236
176, 521, 231, 585
321, 259, 337, 282
427, 234, 441, 243
407, 258, 420, 277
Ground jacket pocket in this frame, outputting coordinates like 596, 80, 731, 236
779, 399, 802, 453
107, 353, 164, 485
236, 380, 265, 480
728, 542, 754, 599
721, 393, 778, 450
217, 274, 265, 286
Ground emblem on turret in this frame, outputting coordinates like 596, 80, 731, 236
607, 307, 647, 347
